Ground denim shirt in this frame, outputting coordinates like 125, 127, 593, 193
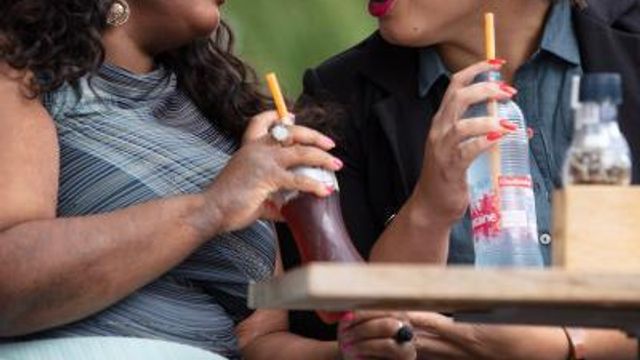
418, 0, 583, 265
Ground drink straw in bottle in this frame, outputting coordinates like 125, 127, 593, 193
484, 13, 496, 60
265, 73, 290, 122
485, 13, 501, 189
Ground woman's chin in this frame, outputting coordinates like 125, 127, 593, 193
189, 8, 221, 38
379, 23, 428, 48
188, 19, 219, 39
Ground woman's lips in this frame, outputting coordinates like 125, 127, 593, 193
368, 0, 396, 18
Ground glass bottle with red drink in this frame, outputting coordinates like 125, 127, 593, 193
277, 165, 364, 323
265, 72, 364, 323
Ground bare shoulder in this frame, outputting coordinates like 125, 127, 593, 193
0, 63, 59, 231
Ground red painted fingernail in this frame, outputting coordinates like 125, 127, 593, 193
499, 119, 517, 131
500, 83, 518, 95
488, 58, 507, 67
341, 312, 355, 322
487, 131, 504, 141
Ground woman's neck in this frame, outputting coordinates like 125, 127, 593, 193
102, 27, 155, 74
437, 0, 552, 83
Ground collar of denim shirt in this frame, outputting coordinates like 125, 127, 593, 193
418, 0, 581, 98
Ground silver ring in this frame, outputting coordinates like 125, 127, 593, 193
269, 123, 291, 145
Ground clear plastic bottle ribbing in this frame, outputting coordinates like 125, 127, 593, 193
465, 70, 544, 268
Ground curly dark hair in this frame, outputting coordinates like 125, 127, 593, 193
0, 0, 272, 140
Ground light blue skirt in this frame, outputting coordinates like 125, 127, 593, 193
0, 337, 227, 360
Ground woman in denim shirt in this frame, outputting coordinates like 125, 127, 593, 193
284, 0, 640, 358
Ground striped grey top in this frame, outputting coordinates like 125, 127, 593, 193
28, 64, 277, 359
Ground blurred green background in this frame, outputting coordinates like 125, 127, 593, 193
225, 1, 376, 97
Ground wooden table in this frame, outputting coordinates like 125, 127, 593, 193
249, 264, 640, 336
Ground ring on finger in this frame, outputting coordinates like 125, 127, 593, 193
269, 123, 292, 145
394, 323, 415, 344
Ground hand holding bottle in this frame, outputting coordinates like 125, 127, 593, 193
206, 110, 343, 233
411, 60, 516, 226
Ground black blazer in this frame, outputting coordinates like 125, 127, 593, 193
279, 0, 640, 339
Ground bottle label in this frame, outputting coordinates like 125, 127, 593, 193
471, 190, 501, 238
498, 176, 532, 188
498, 175, 534, 230
501, 210, 528, 228
471, 175, 534, 238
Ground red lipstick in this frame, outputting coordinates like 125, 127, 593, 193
368, 0, 396, 18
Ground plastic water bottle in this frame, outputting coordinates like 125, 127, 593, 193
465, 71, 544, 267
563, 73, 632, 186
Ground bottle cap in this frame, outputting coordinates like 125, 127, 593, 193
579, 73, 623, 104
272, 167, 339, 205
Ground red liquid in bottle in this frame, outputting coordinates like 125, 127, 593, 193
282, 192, 362, 263
281, 191, 363, 323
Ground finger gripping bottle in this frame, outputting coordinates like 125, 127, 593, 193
464, 71, 544, 267
278, 167, 364, 323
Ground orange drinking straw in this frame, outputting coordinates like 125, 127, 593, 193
485, 13, 501, 188
484, 13, 496, 61
265, 73, 289, 120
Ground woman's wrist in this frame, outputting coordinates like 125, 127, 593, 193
183, 193, 225, 240
513, 327, 570, 360
370, 193, 453, 263
406, 190, 458, 232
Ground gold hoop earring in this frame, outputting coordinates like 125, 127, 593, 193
107, 0, 130, 27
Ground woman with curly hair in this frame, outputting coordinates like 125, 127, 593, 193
0, 1, 415, 359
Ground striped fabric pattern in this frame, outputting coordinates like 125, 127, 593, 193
18, 64, 277, 359
0, 337, 226, 360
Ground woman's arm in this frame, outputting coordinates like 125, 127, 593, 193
333, 97, 452, 263
236, 251, 339, 360
0, 196, 224, 337
370, 61, 518, 263
581, 329, 638, 360
410, 312, 638, 360
368, 193, 453, 263
0, 69, 341, 336
0, 70, 228, 336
